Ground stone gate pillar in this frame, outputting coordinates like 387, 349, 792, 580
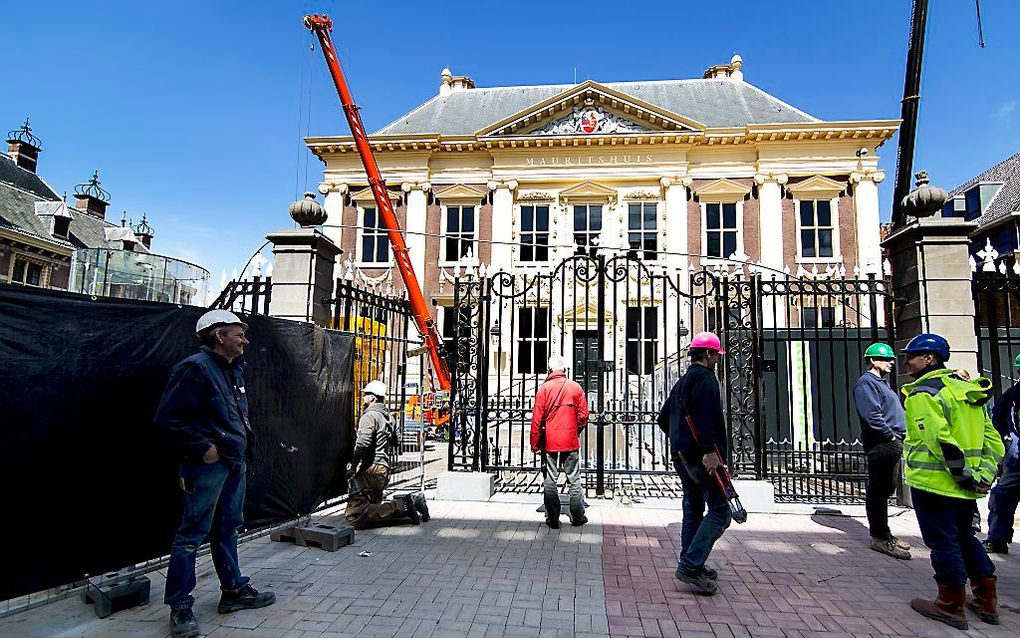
882, 216, 979, 380
265, 228, 343, 327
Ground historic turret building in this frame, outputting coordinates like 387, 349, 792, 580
307, 55, 898, 360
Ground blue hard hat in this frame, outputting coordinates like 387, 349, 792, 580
901, 333, 951, 362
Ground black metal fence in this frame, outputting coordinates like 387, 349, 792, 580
973, 267, 1020, 404
210, 276, 272, 315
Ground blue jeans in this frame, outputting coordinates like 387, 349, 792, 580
164, 460, 249, 610
988, 462, 1020, 544
675, 456, 731, 572
912, 488, 994, 588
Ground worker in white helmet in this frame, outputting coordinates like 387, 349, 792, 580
345, 380, 430, 528
155, 309, 275, 638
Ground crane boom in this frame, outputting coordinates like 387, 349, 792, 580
304, 14, 451, 391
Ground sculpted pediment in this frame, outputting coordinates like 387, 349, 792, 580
559, 301, 612, 327
477, 81, 704, 138
434, 183, 487, 203
693, 178, 753, 203
559, 181, 617, 205
787, 175, 848, 199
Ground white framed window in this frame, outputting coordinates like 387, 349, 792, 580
801, 306, 836, 328
573, 204, 602, 257
795, 198, 840, 262
625, 306, 658, 374
519, 205, 550, 263
702, 202, 742, 260
441, 205, 477, 264
627, 202, 658, 261
357, 206, 391, 265
516, 306, 549, 374
10, 255, 47, 287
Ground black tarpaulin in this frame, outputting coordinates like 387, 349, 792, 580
0, 284, 354, 601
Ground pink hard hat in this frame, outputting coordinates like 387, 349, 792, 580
690, 331, 725, 354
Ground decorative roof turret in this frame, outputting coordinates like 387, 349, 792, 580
6, 118, 42, 173
74, 170, 112, 220
133, 213, 155, 249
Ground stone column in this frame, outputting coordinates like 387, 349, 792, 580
402, 182, 430, 290
265, 228, 343, 327
882, 217, 980, 377
755, 173, 788, 328
661, 176, 692, 360
487, 180, 517, 273
850, 170, 885, 276
319, 183, 348, 280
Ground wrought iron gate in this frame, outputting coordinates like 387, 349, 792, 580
448, 254, 894, 502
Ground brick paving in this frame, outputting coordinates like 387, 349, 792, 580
0, 497, 1018, 637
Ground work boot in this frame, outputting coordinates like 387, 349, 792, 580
217, 584, 277, 614
982, 539, 1009, 554
401, 495, 421, 524
170, 608, 199, 638
701, 565, 718, 580
412, 492, 430, 522
965, 575, 1000, 625
545, 517, 560, 529
675, 566, 718, 594
890, 535, 911, 551
871, 537, 911, 560
909, 584, 968, 630
570, 514, 588, 527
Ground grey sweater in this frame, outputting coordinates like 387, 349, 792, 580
353, 403, 397, 470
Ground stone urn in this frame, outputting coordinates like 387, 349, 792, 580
289, 191, 326, 227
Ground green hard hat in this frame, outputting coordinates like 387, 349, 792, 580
864, 343, 895, 360
1015, 353, 1020, 368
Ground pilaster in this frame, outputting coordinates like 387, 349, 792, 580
660, 176, 692, 273
319, 182, 348, 279
487, 180, 518, 273
401, 181, 430, 290
850, 170, 885, 275
753, 173, 788, 273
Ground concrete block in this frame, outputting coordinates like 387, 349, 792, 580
271, 523, 354, 551
81, 572, 150, 618
732, 480, 775, 513
436, 471, 495, 501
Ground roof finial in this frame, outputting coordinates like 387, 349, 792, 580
75, 170, 112, 203
6, 117, 42, 148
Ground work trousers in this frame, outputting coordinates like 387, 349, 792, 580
988, 461, 1020, 544
345, 464, 412, 529
912, 487, 994, 588
865, 438, 902, 540
675, 456, 731, 573
164, 460, 248, 610
543, 450, 584, 522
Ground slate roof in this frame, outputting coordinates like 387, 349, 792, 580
949, 151, 1020, 228
0, 154, 120, 251
374, 79, 818, 136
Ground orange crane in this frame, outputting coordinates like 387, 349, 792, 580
305, 14, 452, 393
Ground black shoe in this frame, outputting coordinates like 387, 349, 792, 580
675, 567, 718, 594
413, 493, 430, 522
545, 518, 561, 529
402, 495, 421, 525
217, 584, 277, 614
570, 515, 588, 527
170, 608, 200, 638
701, 565, 718, 580
983, 539, 1009, 554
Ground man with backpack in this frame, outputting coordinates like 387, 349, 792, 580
657, 332, 730, 595
530, 355, 590, 529
983, 354, 1020, 554
345, 381, 429, 529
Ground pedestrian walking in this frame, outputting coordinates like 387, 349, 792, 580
983, 353, 1020, 554
530, 355, 590, 529
853, 342, 910, 559
345, 381, 429, 529
657, 332, 730, 594
901, 333, 1004, 630
155, 310, 276, 638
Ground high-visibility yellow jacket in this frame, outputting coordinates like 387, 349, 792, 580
902, 368, 1004, 499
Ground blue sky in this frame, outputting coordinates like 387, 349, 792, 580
4, 1, 1018, 288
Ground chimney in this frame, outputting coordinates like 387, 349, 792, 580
703, 54, 743, 82
439, 67, 474, 97
133, 213, 155, 249
6, 118, 42, 173
73, 170, 111, 219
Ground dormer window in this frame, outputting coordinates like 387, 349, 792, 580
51, 216, 70, 239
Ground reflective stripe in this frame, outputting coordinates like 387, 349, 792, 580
980, 461, 998, 475
907, 459, 946, 471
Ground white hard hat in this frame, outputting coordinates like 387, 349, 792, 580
363, 380, 387, 398
196, 309, 248, 335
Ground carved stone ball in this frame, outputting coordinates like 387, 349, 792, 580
289, 191, 326, 227
901, 171, 949, 219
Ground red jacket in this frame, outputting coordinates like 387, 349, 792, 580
530, 371, 590, 453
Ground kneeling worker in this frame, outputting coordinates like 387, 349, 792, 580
345, 381, 429, 529
901, 334, 1004, 630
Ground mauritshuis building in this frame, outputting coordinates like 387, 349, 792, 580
307, 55, 899, 374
